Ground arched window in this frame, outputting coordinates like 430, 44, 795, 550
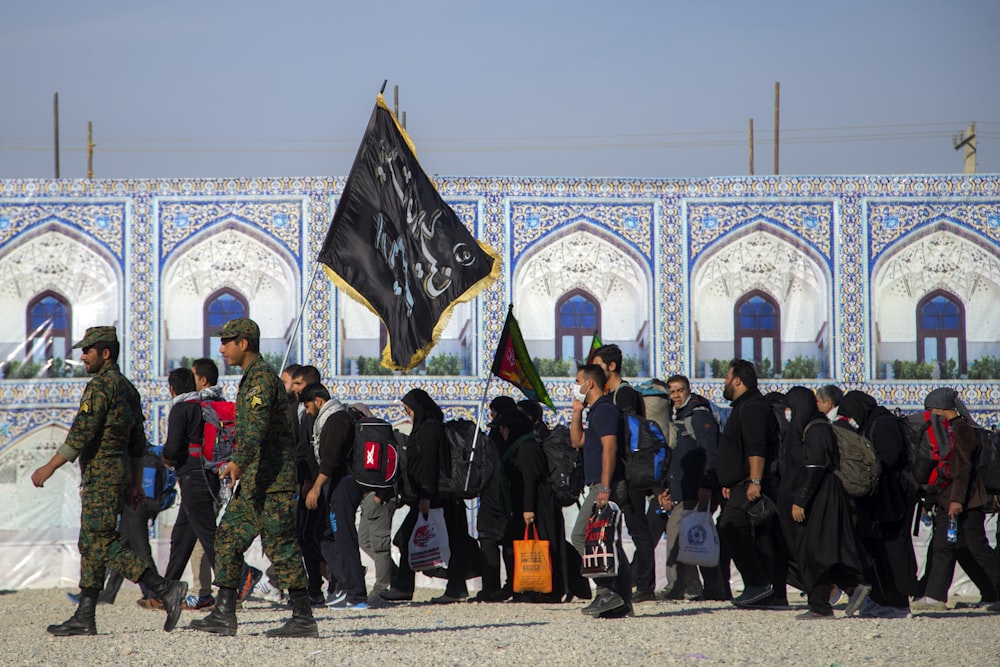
556, 289, 600, 362
734, 290, 781, 375
26, 291, 71, 364
203, 288, 248, 359
917, 290, 966, 375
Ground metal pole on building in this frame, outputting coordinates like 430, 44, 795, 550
87, 122, 95, 179
394, 85, 399, 119
402, 111, 407, 130
279, 264, 323, 373
53, 92, 60, 178
749, 118, 755, 175
953, 122, 977, 174
773, 82, 780, 175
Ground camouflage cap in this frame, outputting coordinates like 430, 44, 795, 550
212, 317, 260, 339
73, 326, 119, 349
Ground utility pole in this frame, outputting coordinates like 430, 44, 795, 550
953, 122, 976, 174
748, 118, 755, 175
53, 92, 60, 178
87, 121, 95, 179
773, 82, 780, 175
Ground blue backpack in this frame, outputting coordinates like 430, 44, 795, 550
142, 445, 177, 513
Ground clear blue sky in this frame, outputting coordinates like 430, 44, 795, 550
2, 0, 998, 180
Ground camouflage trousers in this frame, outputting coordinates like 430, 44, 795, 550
79, 483, 151, 590
214, 487, 307, 590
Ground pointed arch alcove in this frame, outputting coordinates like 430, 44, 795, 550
872, 222, 1000, 379
160, 221, 299, 373
512, 222, 651, 375
691, 223, 831, 379
0, 224, 121, 374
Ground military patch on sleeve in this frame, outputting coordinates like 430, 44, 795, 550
80, 402, 90, 413
247, 385, 261, 397
250, 396, 264, 409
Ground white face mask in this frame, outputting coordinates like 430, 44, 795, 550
572, 382, 588, 404
785, 408, 793, 422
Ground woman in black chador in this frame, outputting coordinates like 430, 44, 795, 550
783, 386, 871, 619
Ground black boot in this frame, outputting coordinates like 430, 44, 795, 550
48, 592, 98, 636
265, 588, 318, 638
140, 568, 188, 632
190, 587, 238, 636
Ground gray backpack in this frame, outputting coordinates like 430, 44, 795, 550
805, 419, 880, 497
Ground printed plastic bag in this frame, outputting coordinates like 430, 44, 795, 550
513, 524, 552, 593
676, 510, 720, 567
581, 501, 622, 578
407, 508, 450, 572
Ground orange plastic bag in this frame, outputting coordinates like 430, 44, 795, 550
513, 524, 552, 594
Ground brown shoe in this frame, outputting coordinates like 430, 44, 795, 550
136, 597, 163, 610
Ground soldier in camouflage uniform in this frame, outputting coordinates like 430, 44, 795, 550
31, 326, 187, 636
190, 318, 317, 638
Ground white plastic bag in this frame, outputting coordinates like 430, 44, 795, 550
407, 508, 451, 572
677, 509, 720, 567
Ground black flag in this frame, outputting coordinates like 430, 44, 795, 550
318, 94, 500, 370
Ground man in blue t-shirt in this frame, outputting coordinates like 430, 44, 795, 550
569, 364, 632, 618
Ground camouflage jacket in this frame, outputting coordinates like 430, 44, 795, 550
57, 362, 146, 485
231, 354, 297, 494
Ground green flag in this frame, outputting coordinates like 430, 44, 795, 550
587, 330, 603, 363
490, 306, 555, 410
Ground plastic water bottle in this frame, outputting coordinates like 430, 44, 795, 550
946, 516, 958, 544
219, 476, 233, 503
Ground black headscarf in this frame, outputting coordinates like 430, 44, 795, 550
401, 388, 444, 431
837, 390, 878, 430
489, 395, 517, 416
785, 386, 824, 442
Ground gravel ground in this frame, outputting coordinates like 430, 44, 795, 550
2, 588, 999, 667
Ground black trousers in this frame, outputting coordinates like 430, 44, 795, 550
392, 500, 479, 597
717, 482, 778, 590
925, 507, 1000, 602
296, 490, 326, 596
319, 475, 367, 602
164, 470, 219, 582
622, 486, 656, 595
100, 498, 157, 603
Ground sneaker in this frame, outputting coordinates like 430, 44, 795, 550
844, 583, 873, 617
253, 577, 285, 603
326, 597, 369, 610
632, 591, 657, 604
859, 603, 911, 619
429, 594, 467, 604
324, 590, 347, 608
379, 587, 414, 602
829, 585, 844, 606
745, 595, 791, 610
308, 591, 327, 607
182, 594, 215, 611
952, 600, 984, 610
582, 591, 625, 616
136, 597, 163, 611
598, 601, 634, 618
985, 601, 1000, 613
911, 597, 948, 613
796, 610, 834, 620
238, 566, 263, 602
732, 584, 773, 607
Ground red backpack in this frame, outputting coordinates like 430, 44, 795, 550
188, 400, 237, 471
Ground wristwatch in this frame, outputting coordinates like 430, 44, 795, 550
595, 485, 611, 493
749, 478, 762, 485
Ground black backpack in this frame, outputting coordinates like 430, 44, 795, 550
541, 424, 585, 506
897, 410, 952, 497
973, 426, 1000, 496
438, 419, 498, 500
351, 415, 400, 491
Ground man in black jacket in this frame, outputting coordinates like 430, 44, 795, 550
716, 359, 782, 607
301, 383, 368, 609
161, 367, 222, 606
289, 364, 326, 605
